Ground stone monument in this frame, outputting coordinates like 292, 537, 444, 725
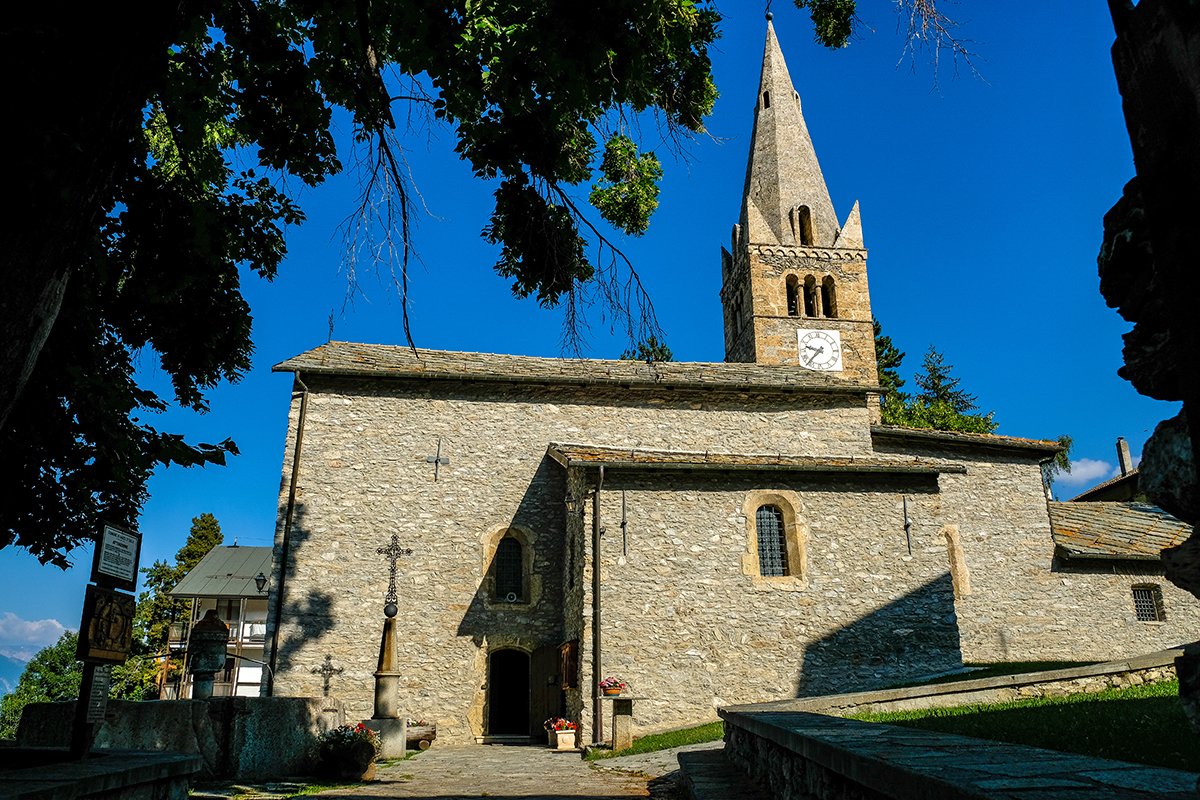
187, 610, 230, 700
364, 534, 411, 758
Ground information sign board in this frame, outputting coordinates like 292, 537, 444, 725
90, 524, 141, 592
85, 665, 112, 723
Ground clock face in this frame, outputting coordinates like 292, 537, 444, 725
797, 330, 843, 372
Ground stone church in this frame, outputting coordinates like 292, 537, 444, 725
262, 22, 1198, 744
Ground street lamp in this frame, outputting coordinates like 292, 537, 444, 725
254, 572, 268, 593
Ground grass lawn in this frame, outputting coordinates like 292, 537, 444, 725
853, 679, 1198, 772
585, 721, 724, 760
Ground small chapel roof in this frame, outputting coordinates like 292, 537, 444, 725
546, 443, 964, 475
274, 341, 877, 395
1049, 502, 1191, 561
171, 546, 273, 598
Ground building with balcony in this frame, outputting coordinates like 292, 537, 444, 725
166, 545, 272, 698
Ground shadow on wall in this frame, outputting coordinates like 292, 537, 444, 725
273, 501, 336, 676
798, 572, 962, 697
454, 454, 566, 645
453, 454, 568, 739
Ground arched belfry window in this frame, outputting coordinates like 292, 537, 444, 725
790, 206, 814, 246
786, 275, 800, 317
803, 275, 818, 317
494, 536, 524, 602
821, 276, 837, 319
756, 505, 788, 577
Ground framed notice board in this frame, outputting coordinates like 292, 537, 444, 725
90, 524, 141, 593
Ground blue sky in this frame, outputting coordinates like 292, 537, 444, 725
4, 3, 1177, 660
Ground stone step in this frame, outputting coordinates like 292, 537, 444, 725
678, 748, 771, 800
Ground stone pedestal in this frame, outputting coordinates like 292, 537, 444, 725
600, 695, 644, 751
364, 717, 408, 759
373, 617, 400, 719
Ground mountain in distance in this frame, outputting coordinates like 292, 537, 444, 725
0, 654, 28, 695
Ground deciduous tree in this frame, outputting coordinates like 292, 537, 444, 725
2, 1, 968, 569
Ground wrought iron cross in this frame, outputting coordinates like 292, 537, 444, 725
377, 533, 413, 618
310, 654, 343, 697
425, 437, 449, 481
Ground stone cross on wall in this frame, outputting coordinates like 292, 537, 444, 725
311, 654, 343, 697
377, 534, 413, 618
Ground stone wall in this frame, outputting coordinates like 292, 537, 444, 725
873, 439, 1200, 662
726, 649, 1181, 717
17, 697, 341, 780
265, 378, 878, 743
720, 707, 1200, 800
263, 372, 1196, 747
577, 470, 965, 740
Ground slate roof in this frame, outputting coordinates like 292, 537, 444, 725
274, 341, 876, 395
1049, 502, 1191, 561
170, 546, 273, 597
1069, 468, 1139, 502
546, 443, 965, 475
871, 425, 1062, 456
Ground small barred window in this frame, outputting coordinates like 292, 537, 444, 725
756, 505, 788, 577
1131, 584, 1165, 622
495, 537, 523, 602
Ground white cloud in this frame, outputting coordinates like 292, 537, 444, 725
1054, 458, 1119, 488
0, 612, 68, 660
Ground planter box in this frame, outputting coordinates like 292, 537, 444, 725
554, 729, 577, 750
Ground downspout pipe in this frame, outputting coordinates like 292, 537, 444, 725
267, 371, 309, 694
591, 465, 605, 745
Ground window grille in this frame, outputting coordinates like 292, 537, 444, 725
495, 537, 523, 601
756, 505, 788, 577
1131, 585, 1165, 622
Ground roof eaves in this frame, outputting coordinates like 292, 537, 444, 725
870, 425, 1062, 456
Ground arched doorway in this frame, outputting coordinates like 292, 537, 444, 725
487, 648, 530, 736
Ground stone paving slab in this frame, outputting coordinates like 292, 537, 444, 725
724, 709, 1200, 800
315, 745, 660, 799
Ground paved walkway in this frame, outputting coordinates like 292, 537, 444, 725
317, 744, 691, 799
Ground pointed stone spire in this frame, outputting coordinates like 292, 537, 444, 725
833, 200, 863, 249
740, 20, 839, 248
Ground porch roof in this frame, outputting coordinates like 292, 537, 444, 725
546, 443, 964, 475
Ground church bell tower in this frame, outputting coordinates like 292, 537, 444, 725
721, 18, 877, 386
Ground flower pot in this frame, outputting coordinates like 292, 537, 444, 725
555, 729, 577, 750
602, 687, 621, 696
319, 740, 377, 781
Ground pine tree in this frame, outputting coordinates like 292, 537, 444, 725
873, 318, 906, 398
619, 336, 674, 363
876, 340, 999, 434
914, 346, 979, 412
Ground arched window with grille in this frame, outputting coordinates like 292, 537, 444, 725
756, 505, 788, 577
803, 275, 818, 317
494, 536, 524, 602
